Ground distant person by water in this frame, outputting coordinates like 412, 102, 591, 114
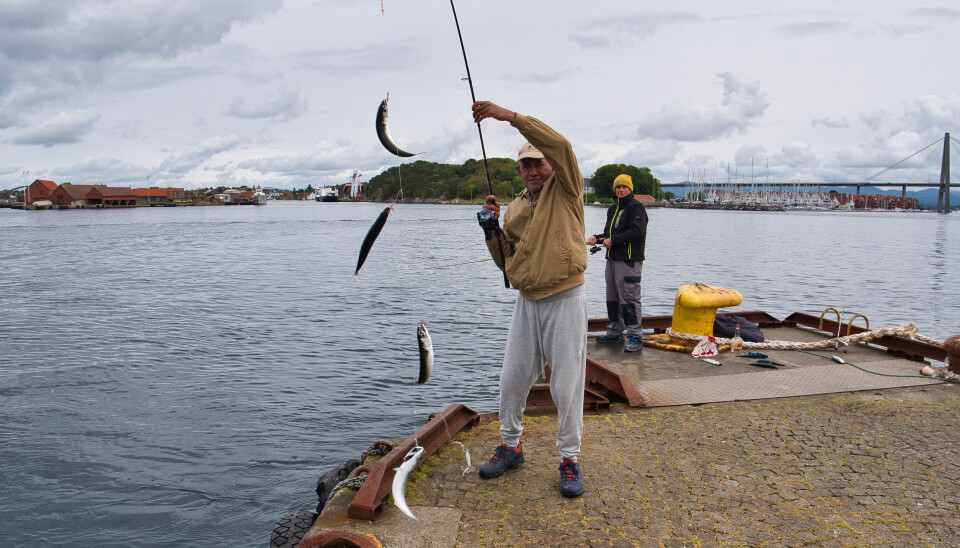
586, 173, 649, 352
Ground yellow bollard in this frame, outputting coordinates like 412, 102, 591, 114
645, 282, 743, 352
671, 282, 743, 336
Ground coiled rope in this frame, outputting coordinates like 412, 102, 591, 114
325, 441, 395, 503
665, 322, 945, 350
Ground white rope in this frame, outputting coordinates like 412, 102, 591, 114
665, 322, 944, 351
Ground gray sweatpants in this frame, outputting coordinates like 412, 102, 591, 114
603, 260, 643, 338
498, 285, 588, 461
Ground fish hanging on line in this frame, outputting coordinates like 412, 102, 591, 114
376, 93, 418, 157
354, 205, 392, 275
417, 319, 433, 384
451, 441, 471, 475
391, 445, 424, 520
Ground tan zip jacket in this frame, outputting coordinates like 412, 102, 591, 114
485, 114, 587, 300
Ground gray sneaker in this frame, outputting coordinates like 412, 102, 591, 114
559, 459, 584, 497
596, 333, 624, 344
624, 336, 643, 352
478, 443, 524, 479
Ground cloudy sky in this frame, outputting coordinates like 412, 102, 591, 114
2, 0, 959, 191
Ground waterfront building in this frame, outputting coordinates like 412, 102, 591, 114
48, 183, 137, 208
133, 187, 187, 204
24, 179, 58, 204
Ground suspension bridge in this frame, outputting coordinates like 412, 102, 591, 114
662, 132, 956, 213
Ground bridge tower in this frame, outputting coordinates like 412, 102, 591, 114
937, 132, 951, 213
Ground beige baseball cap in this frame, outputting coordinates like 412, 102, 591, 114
517, 142, 544, 161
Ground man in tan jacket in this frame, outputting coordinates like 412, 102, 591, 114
473, 100, 588, 497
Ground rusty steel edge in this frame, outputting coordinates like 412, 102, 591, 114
783, 312, 946, 362
587, 310, 782, 335
346, 403, 479, 521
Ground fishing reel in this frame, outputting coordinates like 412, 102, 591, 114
477, 209, 497, 240
477, 210, 513, 244
589, 245, 602, 255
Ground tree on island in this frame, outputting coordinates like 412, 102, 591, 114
365, 159, 521, 202
591, 164, 662, 201
363, 159, 664, 203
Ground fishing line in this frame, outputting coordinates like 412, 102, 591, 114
438, 414, 472, 475
449, 0, 492, 196
794, 349, 957, 382
384, 79, 404, 203
449, 0, 510, 288
397, 162, 404, 204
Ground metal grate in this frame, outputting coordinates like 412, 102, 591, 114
638, 358, 943, 407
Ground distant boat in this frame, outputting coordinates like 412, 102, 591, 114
251, 186, 267, 205
317, 188, 338, 202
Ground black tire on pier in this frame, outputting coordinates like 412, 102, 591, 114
270, 509, 317, 548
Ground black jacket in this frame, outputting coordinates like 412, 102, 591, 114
593, 195, 648, 262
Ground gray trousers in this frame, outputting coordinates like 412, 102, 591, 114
498, 285, 587, 460
604, 260, 643, 338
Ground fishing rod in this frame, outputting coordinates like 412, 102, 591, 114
449, 0, 510, 288
449, 0, 492, 196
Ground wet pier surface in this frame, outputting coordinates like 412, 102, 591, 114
304, 328, 959, 547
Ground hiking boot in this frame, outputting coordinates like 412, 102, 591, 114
478, 443, 524, 479
624, 336, 643, 352
559, 459, 584, 497
596, 333, 624, 344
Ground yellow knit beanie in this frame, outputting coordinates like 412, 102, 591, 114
613, 174, 633, 192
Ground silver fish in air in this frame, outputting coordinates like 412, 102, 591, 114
354, 205, 392, 276
392, 445, 424, 520
376, 93, 417, 157
417, 320, 433, 384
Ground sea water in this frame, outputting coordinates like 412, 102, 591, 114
1, 202, 957, 546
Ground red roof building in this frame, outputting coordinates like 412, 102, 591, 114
25, 179, 58, 203
48, 184, 137, 208
87, 185, 137, 207
132, 187, 186, 203
49, 184, 97, 207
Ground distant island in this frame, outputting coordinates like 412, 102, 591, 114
2, 160, 670, 209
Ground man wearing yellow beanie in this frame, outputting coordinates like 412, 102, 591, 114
586, 173, 648, 352
613, 173, 633, 192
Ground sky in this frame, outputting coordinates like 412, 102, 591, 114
2, 0, 959, 191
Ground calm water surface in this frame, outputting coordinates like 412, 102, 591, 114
1, 202, 957, 546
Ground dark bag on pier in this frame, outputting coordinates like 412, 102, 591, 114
714, 314, 764, 342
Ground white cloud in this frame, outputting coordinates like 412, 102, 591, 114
157, 134, 246, 176
908, 7, 959, 21
901, 95, 960, 136
226, 91, 309, 121
635, 72, 770, 141
13, 111, 101, 146
779, 21, 853, 37
569, 12, 702, 49
0, 1, 281, 62
859, 111, 887, 132
776, 142, 820, 169
811, 117, 850, 129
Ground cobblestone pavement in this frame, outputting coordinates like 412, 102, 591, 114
408, 384, 960, 547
